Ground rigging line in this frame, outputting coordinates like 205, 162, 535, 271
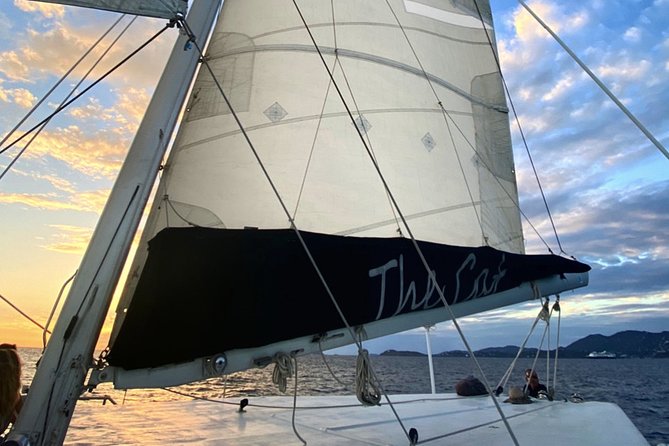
291, 57, 335, 219
291, 357, 307, 445
419, 402, 554, 444
495, 309, 544, 393
330, 0, 338, 49
382, 0, 492, 247
165, 385, 462, 409
386, 0, 554, 255
165, 196, 204, 227
0, 23, 171, 158
318, 338, 353, 390
438, 106, 485, 242
181, 10, 394, 431
0, 14, 126, 160
381, 3, 520, 442
435, 100, 555, 252
42, 270, 78, 352
0, 15, 138, 182
180, 17, 365, 355
334, 58, 404, 236
294, 4, 522, 444
552, 297, 561, 393
325, 5, 403, 235
0, 292, 51, 333
291, 2, 413, 438
518, 0, 668, 162
525, 302, 551, 396
546, 304, 551, 391
471, 0, 560, 255
41, 184, 141, 437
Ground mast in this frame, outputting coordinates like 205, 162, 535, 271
5, 1, 222, 444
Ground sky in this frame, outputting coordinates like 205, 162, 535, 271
0, 0, 667, 357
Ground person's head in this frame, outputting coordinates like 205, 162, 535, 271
525, 368, 539, 383
0, 344, 22, 421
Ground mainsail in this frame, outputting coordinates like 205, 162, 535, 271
105, 0, 589, 378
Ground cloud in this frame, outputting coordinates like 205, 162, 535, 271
0, 14, 173, 89
66, 88, 152, 135
12, 123, 132, 179
0, 189, 110, 213
13, 0, 65, 18
595, 58, 651, 82
623, 27, 642, 43
0, 51, 32, 82
541, 75, 575, 102
40, 224, 93, 254
499, 2, 590, 68
0, 87, 37, 107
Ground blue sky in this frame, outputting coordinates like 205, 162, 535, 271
0, 0, 667, 355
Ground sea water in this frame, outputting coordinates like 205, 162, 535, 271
13, 349, 669, 445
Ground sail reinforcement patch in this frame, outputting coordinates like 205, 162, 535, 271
422, 132, 436, 152
264, 102, 288, 122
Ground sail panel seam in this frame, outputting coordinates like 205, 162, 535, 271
212, 44, 507, 112
250, 22, 491, 46
178, 108, 472, 152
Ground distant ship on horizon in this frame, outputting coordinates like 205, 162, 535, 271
587, 350, 617, 359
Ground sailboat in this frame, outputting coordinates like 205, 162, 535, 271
2, 0, 658, 444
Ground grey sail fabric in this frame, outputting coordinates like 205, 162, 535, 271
32, 0, 187, 19
110, 0, 525, 343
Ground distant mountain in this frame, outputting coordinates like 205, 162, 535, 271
378, 330, 669, 358
379, 349, 426, 357
565, 330, 669, 358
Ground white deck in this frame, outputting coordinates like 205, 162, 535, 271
64, 393, 649, 445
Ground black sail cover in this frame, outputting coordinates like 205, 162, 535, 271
107, 227, 590, 370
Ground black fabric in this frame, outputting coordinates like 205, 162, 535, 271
107, 227, 590, 369
455, 376, 488, 396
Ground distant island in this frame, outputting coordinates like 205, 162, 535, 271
380, 330, 669, 359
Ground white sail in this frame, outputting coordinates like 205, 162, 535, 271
105, 0, 538, 367
32, 0, 187, 19
135, 0, 522, 250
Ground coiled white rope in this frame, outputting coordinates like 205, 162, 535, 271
272, 352, 295, 393
355, 349, 381, 406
